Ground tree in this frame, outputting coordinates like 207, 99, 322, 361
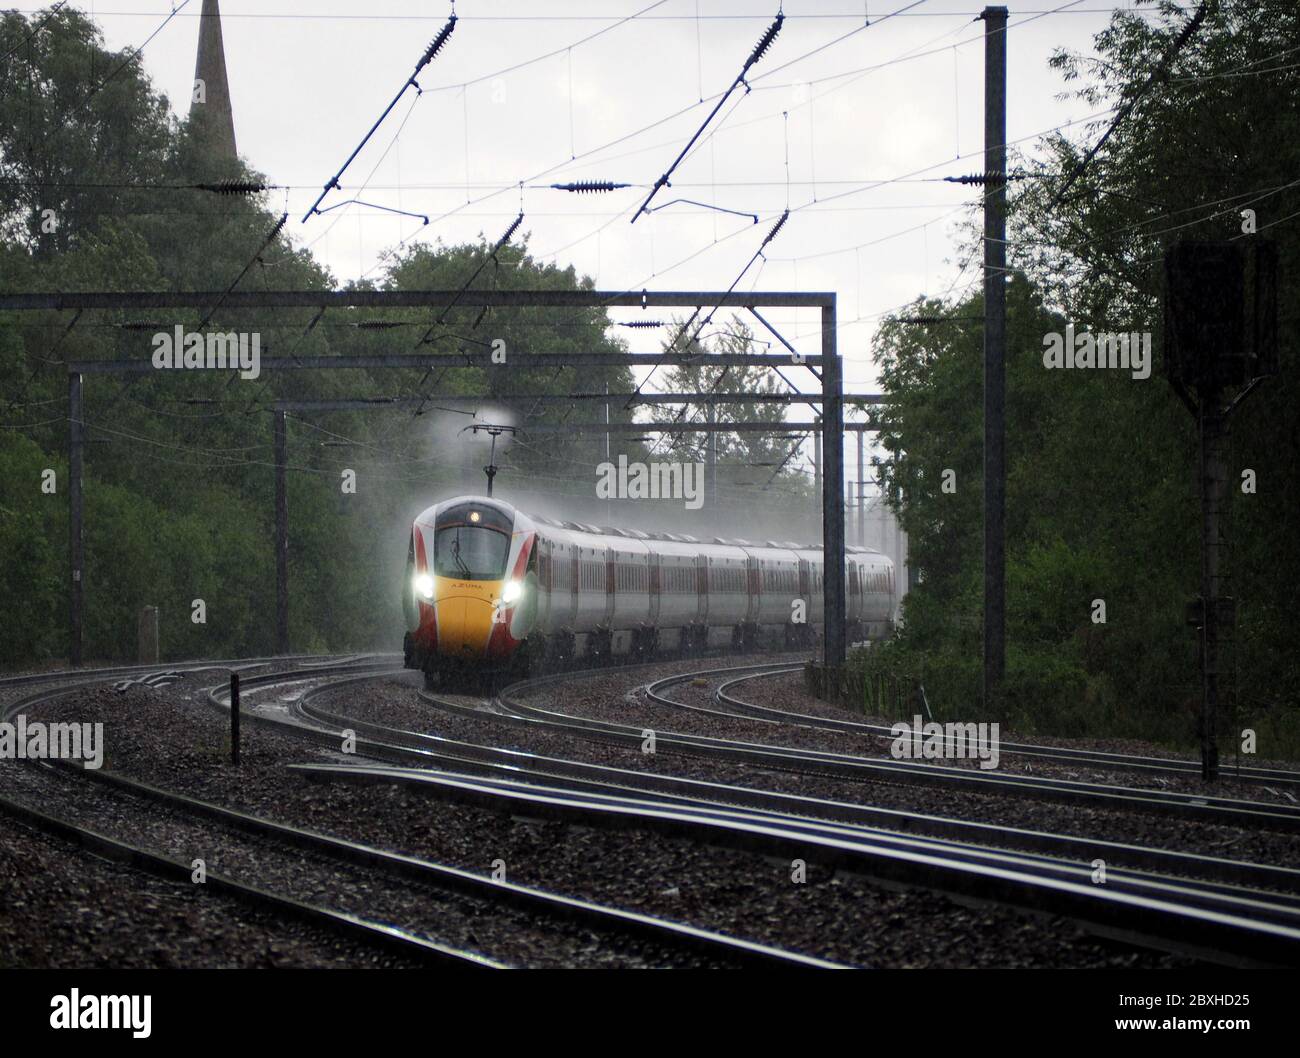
0, 9, 651, 664
648, 317, 816, 507
862, 0, 1300, 747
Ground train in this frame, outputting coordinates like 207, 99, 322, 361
402, 494, 896, 684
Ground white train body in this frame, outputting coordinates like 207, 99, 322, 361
403, 495, 895, 676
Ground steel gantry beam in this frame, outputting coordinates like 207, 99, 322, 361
67, 353, 825, 374
0, 290, 837, 311
267, 393, 884, 412
11, 287, 848, 672
414, 421, 878, 434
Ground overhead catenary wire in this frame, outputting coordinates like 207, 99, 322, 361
0, 0, 1258, 514
14, 7, 1193, 24
414, 211, 524, 346
527, 62, 1121, 295
0, 0, 69, 63
7, 1, 1248, 447
342, 0, 942, 281
488, 0, 1097, 281
301, 12, 457, 222
199, 213, 289, 330
1048, 0, 1209, 211
404, 212, 526, 416
61, 1, 193, 123
627, 208, 792, 410
631, 10, 785, 223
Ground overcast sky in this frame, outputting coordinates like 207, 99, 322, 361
54, 0, 1158, 479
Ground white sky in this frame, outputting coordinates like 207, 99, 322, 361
56, 0, 1155, 482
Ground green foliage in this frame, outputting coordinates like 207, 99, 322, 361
0, 433, 65, 664
648, 318, 816, 506
863, 0, 1300, 753
0, 8, 673, 667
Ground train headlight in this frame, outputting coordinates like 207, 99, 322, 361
501, 579, 523, 604
414, 574, 434, 599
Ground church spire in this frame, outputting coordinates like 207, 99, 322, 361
190, 0, 237, 160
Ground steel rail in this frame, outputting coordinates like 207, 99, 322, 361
10, 661, 785, 968
271, 671, 1300, 903
490, 664, 1300, 832
0, 652, 383, 691
714, 666, 1300, 789
194, 670, 843, 967
285, 761, 1300, 968
281, 675, 1300, 917
289, 756, 1300, 927
0, 788, 500, 968
404, 689, 1300, 895
0, 659, 502, 968
244, 670, 1300, 894
0, 656, 397, 731
218, 667, 1300, 963
48, 758, 837, 970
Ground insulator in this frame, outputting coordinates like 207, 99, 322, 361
745, 13, 784, 70
352, 321, 404, 330
499, 213, 523, 245
550, 180, 630, 193
761, 209, 789, 247
943, 171, 1028, 185
1171, 6, 1207, 53
266, 213, 288, 242
196, 180, 268, 196
419, 14, 458, 68
618, 320, 664, 329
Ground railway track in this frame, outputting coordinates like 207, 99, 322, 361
63, 760, 840, 969
227, 666, 1300, 966
0, 652, 385, 693
0, 656, 500, 968
488, 662, 1300, 833
0, 785, 500, 969
12, 654, 1300, 966
2, 659, 839, 968
710, 665, 1300, 791
264, 670, 1300, 893
290, 758, 1300, 966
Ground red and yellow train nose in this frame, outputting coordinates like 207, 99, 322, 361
413, 576, 522, 661
405, 502, 535, 675
431, 584, 499, 658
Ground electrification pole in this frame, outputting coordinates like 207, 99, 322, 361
856, 430, 866, 548
274, 410, 289, 655
981, 6, 1008, 710
69, 372, 84, 667
705, 399, 717, 507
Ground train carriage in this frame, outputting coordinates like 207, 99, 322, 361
403, 495, 895, 685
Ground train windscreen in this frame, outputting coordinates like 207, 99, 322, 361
432, 503, 513, 580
